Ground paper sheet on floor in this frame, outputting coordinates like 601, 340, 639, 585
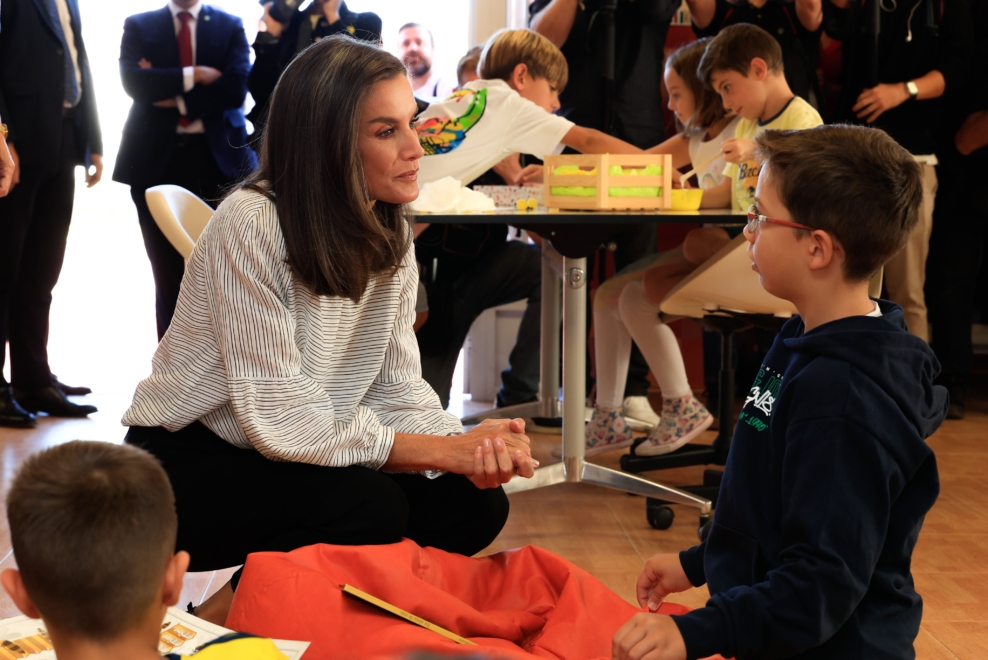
0, 606, 309, 658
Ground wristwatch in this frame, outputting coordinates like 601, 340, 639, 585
906, 81, 919, 101
0, 123, 7, 140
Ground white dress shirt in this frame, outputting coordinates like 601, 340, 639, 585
53, 0, 82, 107
168, 0, 204, 134
122, 189, 463, 474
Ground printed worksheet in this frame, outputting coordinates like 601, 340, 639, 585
0, 607, 309, 658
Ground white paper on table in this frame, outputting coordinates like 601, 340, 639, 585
411, 176, 496, 213
0, 606, 310, 658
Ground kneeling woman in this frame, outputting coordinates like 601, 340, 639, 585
124, 36, 536, 624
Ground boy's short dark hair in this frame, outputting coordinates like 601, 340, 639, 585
7, 441, 177, 640
698, 23, 784, 85
754, 125, 923, 281
478, 29, 569, 92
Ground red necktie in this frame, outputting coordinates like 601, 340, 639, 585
177, 11, 193, 127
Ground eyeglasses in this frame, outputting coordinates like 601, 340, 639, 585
746, 204, 814, 234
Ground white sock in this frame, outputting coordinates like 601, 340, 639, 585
592, 284, 632, 412
618, 280, 691, 400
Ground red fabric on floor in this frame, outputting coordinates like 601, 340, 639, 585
226, 539, 724, 660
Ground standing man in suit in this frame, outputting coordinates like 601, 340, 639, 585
113, 0, 256, 340
0, 0, 103, 428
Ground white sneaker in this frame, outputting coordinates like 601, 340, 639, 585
622, 395, 659, 431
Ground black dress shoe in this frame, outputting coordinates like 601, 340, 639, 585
12, 385, 97, 418
51, 374, 92, 396
0, 387, 37, 428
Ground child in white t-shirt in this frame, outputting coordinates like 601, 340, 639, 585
580, 39, 740, 458
415, 28, 643, 190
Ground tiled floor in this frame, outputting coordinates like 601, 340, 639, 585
1, 176, 986, 657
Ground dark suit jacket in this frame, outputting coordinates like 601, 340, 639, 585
0, 0, 102, 167
113, 4, 257, 189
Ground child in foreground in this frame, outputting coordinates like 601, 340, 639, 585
612, 125, 948, 660
1, 441, 288, 660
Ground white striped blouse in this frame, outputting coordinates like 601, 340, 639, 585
122, 189, 463, 471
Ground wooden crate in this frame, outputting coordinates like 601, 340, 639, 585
543, 154, 673, 211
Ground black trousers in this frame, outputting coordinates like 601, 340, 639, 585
417, 239, 543, 409
0, 114, 77, 389
126, 423, 509, 588
131, 135, 230, 340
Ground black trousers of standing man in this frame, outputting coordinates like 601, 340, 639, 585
131, 134, 229, 340
0, 112, 78, 390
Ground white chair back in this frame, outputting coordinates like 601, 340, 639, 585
144, 185, 214, 259
660, 234, 886, 319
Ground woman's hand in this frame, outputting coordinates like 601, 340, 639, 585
458, 418, 537, 489
518, 164, 544, 185
612, 612, 687, 660
636, 554, 694, 611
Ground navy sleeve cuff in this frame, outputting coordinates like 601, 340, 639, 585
679, 544, 707, 588
671, 605, 731, 660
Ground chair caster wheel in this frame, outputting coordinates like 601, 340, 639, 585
646, 500, 674, 530
698, 514, 713, 541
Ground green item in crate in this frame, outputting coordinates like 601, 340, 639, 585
609, 186, 661, 197
550, 186, 597, 196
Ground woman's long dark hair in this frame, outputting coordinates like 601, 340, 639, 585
242, 35, 411, 302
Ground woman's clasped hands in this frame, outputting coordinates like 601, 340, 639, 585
457, 418, 538, 489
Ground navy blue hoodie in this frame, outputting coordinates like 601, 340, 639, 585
672, 300, 947, 659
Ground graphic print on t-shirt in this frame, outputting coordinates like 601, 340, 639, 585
417, 88, 488, 155
738, 364, 782, 432
735, 159, 761, 212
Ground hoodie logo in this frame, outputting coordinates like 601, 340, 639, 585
739, 366, 782, 431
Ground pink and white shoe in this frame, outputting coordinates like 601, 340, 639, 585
635, 394, 713, 457
551, 408, 637, 458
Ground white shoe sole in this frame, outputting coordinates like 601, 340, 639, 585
634, 414, 714, 457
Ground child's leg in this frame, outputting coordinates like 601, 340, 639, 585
682, 227, 732, 265
618, 281, 712, 457
640, 228, 731, 306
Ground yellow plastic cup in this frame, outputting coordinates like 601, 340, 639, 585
670, 188, 703, 210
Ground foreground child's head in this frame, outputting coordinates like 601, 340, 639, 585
2, 441, 189, 646
479, 28, 568, 112
665, 38, 729, 136
744, 125, 922, 302
698, 24, 787, 122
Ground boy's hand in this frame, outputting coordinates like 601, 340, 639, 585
612, 612, 687, 660
721, 137, 755, 164
637, 554, 693, 611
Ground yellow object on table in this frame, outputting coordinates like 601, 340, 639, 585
670, 188, 704, 210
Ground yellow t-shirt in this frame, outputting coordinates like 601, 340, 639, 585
165, 634, 289, 659
724, 97, 824, 212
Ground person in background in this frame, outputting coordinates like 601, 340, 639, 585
0, 0, 103, 427
247, 0, 382, 131
414, 28, 645, 411
824, 0, 973, 341
685, 0, 823, 104
113, 0, 258, 342
926, 0, 986, 418
530, 0, 681, 429
582, 39, 739, 459
0, 116, 13, 197
398, 23, 456, 102
456, 45, 483, 89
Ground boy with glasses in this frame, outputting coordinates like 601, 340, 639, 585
612, 125, 948, 660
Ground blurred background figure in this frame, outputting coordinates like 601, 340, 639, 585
456, 45, 483, 90
398, 22, 456, 101
0, 0, 103, 426
248, 0, 383, 130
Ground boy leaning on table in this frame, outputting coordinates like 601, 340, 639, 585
612, 125, 948, 660
1, 441, 288, 660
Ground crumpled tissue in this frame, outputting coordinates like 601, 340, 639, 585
410, 176, 496, 213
